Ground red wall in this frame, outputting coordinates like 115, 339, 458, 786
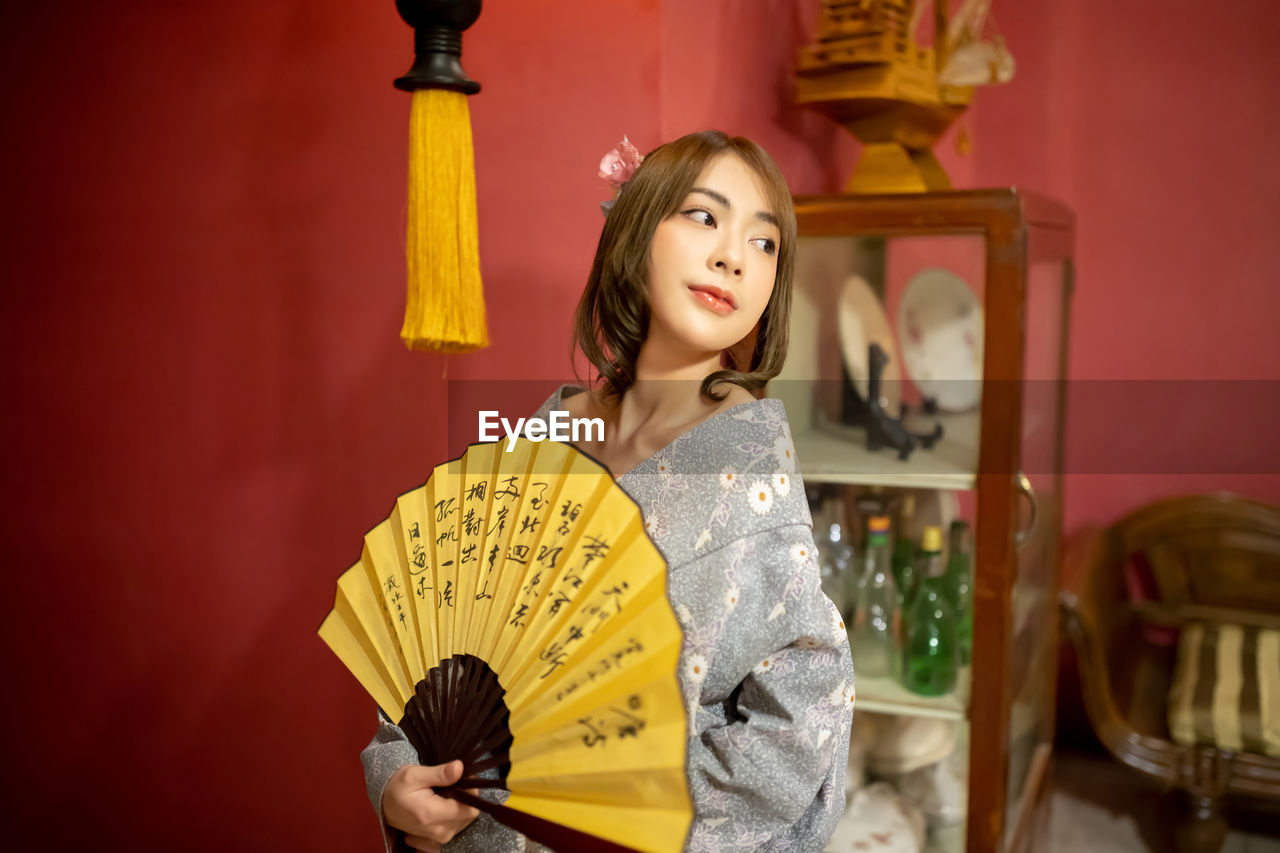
969, 0, 1280, 529
3, 1, 1278, 849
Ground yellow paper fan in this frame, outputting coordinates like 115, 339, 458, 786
319, 438, 691, 852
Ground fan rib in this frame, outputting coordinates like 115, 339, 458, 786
401, 655, 514, 787
440, 657, 457, 750
452, 776, 510, 790
440, 787, 644, 853
466, 750, 511, 776
454, 654, 487, 743
403, 679, 434, 766
466, 724, 514, 769
451, 672, 505, 759
427, 665, 449, 762
452, 655, 481, 748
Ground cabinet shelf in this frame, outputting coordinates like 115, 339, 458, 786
926, 824, 968, 853
850, 666, 971, 721
790, 410, 979, 491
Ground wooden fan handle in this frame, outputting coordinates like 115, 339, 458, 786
440, 786, 646, 853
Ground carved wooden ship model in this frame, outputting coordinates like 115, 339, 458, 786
796, 0, 1011, 194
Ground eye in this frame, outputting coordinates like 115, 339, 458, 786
683, 208, 715, 226
752, 237, 778, 256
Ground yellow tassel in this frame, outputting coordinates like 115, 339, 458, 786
402, 88, 489, 352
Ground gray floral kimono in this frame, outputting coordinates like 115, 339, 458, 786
361, 385, 855, 852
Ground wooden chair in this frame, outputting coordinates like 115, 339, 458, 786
1058, 493, 1280, 853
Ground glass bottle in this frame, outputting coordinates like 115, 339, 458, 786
853, 486, 890, 520
822, 496, 857, 623
945, 520, 973, 666
854, 488, 890, 550
902, 525, 959, 696
851, 515, 899, 679
811, 486, 855, 622
892, 494, 918, 605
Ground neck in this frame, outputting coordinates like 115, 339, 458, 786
608, 327, 725, 443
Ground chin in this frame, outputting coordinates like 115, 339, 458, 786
648, 299, 755, 358
670, 321, 747, 356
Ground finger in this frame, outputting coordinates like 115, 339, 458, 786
401, 759, 465, 789
440, 783, 481, 804
402, 835, 441, 853
420, 792, 479, 824
462, 789, 482, 819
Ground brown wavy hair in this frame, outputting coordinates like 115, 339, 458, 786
571, 130, 797, 404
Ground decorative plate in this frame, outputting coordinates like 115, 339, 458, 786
896, 269, 983, 412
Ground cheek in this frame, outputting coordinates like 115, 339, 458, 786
647, 225, 682, 280
747, 269, 776, 314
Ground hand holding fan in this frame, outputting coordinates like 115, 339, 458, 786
319, 438, 691, 852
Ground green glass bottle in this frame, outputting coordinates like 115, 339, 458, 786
902, 525, 959, 696
891, 494, 917, 605
851, 515, 899, 679
945, 520, 973, 666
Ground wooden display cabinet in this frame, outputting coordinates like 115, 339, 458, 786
777, 190, 1075, 853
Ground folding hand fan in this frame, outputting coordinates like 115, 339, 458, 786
319, 438, 691, 853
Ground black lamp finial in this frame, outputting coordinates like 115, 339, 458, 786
393, 0, 482, 94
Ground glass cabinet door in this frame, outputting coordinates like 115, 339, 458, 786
787, 191, 1075, 853
783, 228, 988, 853
1003, 254, 1072, 850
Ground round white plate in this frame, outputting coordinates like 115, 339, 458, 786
837, 274, 902, 413
896, 268, 983, 412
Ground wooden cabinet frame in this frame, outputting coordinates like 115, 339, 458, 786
791, 189, 1075, 853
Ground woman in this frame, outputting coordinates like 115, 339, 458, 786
363, 130, 855, 852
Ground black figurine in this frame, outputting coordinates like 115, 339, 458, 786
841, 343, 943, 461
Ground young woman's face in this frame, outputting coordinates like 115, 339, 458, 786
645, 153, 781, 360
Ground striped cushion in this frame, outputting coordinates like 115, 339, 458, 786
1168, 623, 1280, 756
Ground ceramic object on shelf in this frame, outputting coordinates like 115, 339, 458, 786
897, 268, 983, 412
826, 782, 927, 853
862, 712, 959, 776
880, 753, 969, 830
837, 274, 903, 414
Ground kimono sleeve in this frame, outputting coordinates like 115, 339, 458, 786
684, 523, 855, 849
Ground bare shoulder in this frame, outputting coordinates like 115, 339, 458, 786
561, 387, 613, 424
560, 388, 587, 418
713, 384, 760, 413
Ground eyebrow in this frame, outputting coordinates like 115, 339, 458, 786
689, 186, 780, 229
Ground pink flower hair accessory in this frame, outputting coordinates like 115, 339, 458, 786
598, 135, 644, 217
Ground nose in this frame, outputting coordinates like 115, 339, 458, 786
711, 237, 743, 278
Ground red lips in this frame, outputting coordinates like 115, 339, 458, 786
688, 284, 736, 311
